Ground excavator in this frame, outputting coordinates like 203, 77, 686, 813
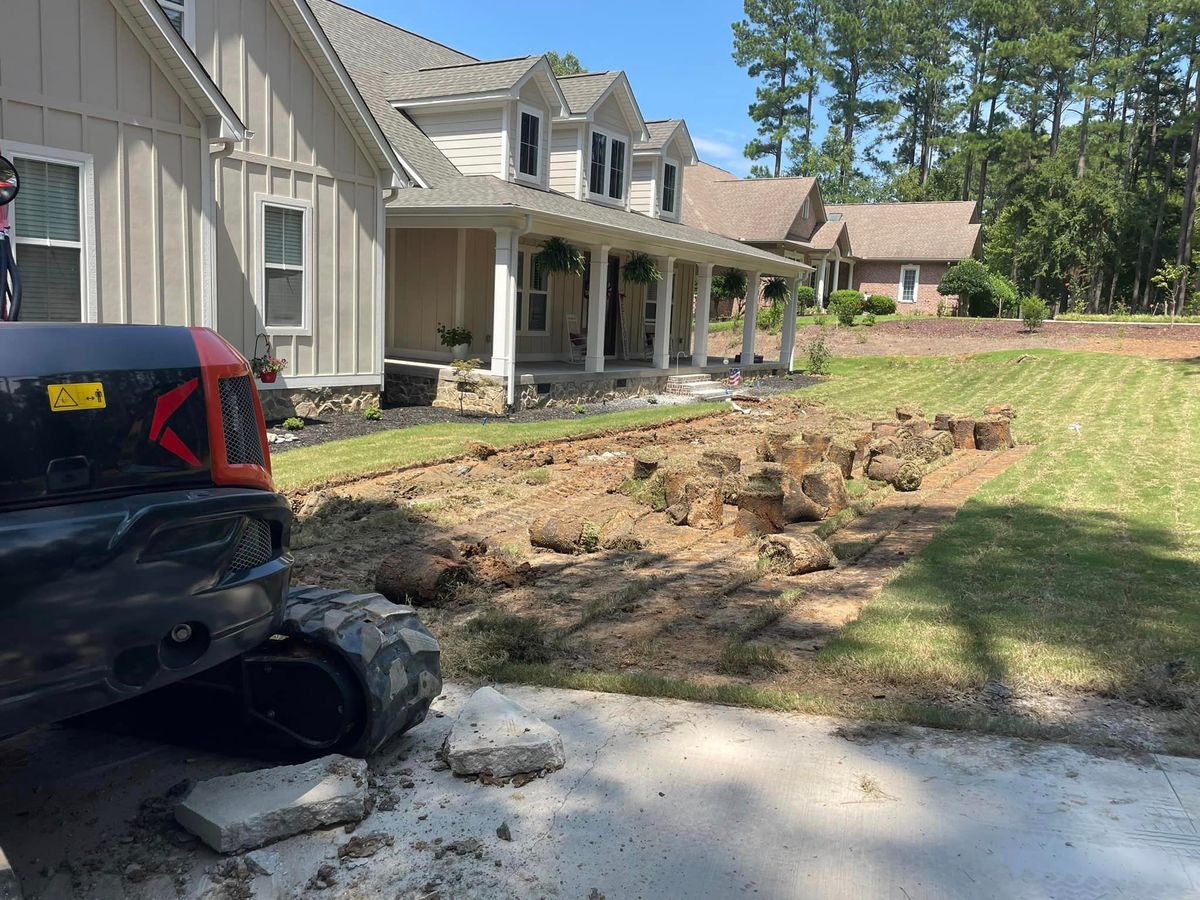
0, 151, 441, 758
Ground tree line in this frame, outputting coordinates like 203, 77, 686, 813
731, 0, 1200, 315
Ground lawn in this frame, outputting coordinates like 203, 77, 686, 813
804, 350, 1200, 698
708, 311, 927, 334
272, 402, 719, 492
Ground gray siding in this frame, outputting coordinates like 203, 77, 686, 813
0, 0, 206, 325
409, 106, 504, 178
630, 157, 656, 217
196, 0, 384, 379
549, 123, 580, 197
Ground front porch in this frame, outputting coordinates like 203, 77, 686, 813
382, 215, 809, 413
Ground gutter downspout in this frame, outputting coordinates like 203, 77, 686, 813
506, 213, 534, 411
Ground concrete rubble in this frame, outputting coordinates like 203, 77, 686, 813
443, 686, 565, 778
175, 754, 368, 853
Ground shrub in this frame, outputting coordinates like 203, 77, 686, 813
436, 323, 472, 349
796, 285, 816, 312
1021, 296, 1048, 332
813, 314, 828, 327
804, 336, 831, 375
936, 297, 948, 317
282, 417, 304, 431
713, 270, 748, 302
865, 294, 896, 315
571, 403, 586, 415
938, 259, 996, 317
863, 312, 877, 326
759, 300, 784, 332
829, 290, 864, 326
362, 404, 383, 421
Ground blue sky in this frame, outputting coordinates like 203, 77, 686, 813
350, 0, 773, 176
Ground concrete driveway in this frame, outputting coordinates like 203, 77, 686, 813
1, 684, 1198, 899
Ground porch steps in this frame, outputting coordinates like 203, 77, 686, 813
664, 374, 730, 402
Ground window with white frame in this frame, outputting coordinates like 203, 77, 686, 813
899, 265, 920, 303
260, 200, 310, 331
608, 137, 626, 200
518, 108, 541, 179
589, 132, 607, 197
801, 197, 811, 220
661, 161, 678, 214
11, 157, 84, 321
158, 0, 191, 42
516, 250, 549, 334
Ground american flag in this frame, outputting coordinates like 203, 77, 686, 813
729, 367, 742, 387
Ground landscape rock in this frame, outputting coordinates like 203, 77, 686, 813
0, 847, 20, 900
949, 417, 977, 450
982, 681, 1014, 702
761, 533, 836, 575
375, 546, 469, 605
801, 463, 850, 515
974, 416, 1014, 451
528, 516, 586, 553
175, 755, 368, 853
443, 687, 565, 778
338, 832, 395, 860
866, 455, 923, 492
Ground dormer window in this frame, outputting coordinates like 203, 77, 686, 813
589, 129, 627, 202
608, 138, 626, 200
590, 133, 607, 196
518, 108, 542, 179
661, 162, 678, 214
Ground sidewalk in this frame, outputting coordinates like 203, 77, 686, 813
1, 684, 1197, 899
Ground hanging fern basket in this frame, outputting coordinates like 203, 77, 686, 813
534, 237, 586, 277
762, 277, 789, 303
623, 252, 662, 285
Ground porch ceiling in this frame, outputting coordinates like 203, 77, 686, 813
386, 176, 811, 275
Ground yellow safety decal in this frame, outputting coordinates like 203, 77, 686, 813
47, 382, 107, 412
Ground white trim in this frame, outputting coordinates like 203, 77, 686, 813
515, 103, 545, 185
255, 193, 314, 336
515, 244, 551, 336
499, 103, 511, 180
574, 126, 585, 200
257, 373, 383, 390
514, 58, 569, 117
899, 264, 921, 304
4, 141, 98, 324
660, 157, 680, 219
374, 181, 387, 376
156, 0, 195, 47
200, 117, 215, 328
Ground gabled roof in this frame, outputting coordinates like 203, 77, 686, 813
824, 201, 981, 260
807, 219, 851, 255
682, 162, 818, 243
635, 119, 698, 165
555, 71, 648, 141
386, 176, 809, 274
309, 0, 474, 186
385, 56, 540, 104
113, 0, 246, 139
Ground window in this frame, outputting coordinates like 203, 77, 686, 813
608, 138, 626, 200
259, 199, 310, 331
12, 157, 83, 321
516, 250, 549, 334
157, 0, 193, 44
801, 197, 811, 220
899, 265, 920, 304
661, 162, 678, 214
589, 132, 607, 197
518, 109, 541, 179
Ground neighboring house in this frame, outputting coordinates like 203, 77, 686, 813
683, 163, 981, 315
1, 0, 409, 417
309, 0, 809, 412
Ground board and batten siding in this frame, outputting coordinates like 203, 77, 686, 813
0, 0, 206, 326
409, 107, 504, 178
194, 0, 385, 381
549, 123, 581, 197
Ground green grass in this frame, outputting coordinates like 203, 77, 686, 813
272, 402, 719, 491
708, 312, 929, 334
1057, 312, 1200, 324
804, 350, 1200, 698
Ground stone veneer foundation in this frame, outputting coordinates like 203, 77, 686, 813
258, 386, 380, 421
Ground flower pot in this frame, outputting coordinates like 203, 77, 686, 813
259, 371, 278, 384
453, 343, 470, 360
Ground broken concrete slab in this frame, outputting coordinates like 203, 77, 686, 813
444, 686, 565, 778
175, 755, 368, 853
0, 847, 20, 900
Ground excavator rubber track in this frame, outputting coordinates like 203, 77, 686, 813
277, 586, 443, 758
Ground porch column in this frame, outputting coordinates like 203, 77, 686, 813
741, 271, 761, 364
847, 259, 856, 294
490, 227, 519, 407
692, 262, 714, 366
652, 256, 676, 369
585, 245, 611, 372
815, 257, 828, 310
832, 247, 842, 294
780, 275, 800, 371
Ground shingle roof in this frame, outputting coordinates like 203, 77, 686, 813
384, 57, 540, 104
557, 72, 620, 115
682, 162, 817, 243
806, 219, 848, 253
387, 176, 808, 273
636, 119, 680, 151
309, 0, 475, 186
825, 201, 981, 260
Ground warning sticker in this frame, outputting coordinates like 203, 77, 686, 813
47, 382, 106, 412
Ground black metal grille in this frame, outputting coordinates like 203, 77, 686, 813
228, 518, 272, 572
218, 375, 265, 466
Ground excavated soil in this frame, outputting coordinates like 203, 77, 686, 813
288, 399, 1183, 751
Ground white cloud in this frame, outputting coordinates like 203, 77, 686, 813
692, 135, 751, 176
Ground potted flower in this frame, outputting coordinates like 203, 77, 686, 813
251, 352, 287, 383
437, 322, 473, 359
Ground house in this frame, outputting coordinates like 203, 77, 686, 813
2, 0, 810, 417
1, 0, 411, 417
309, 0, 809, 412
682, 162, 981, 315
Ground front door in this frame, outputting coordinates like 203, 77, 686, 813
604, 255, 621, 356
